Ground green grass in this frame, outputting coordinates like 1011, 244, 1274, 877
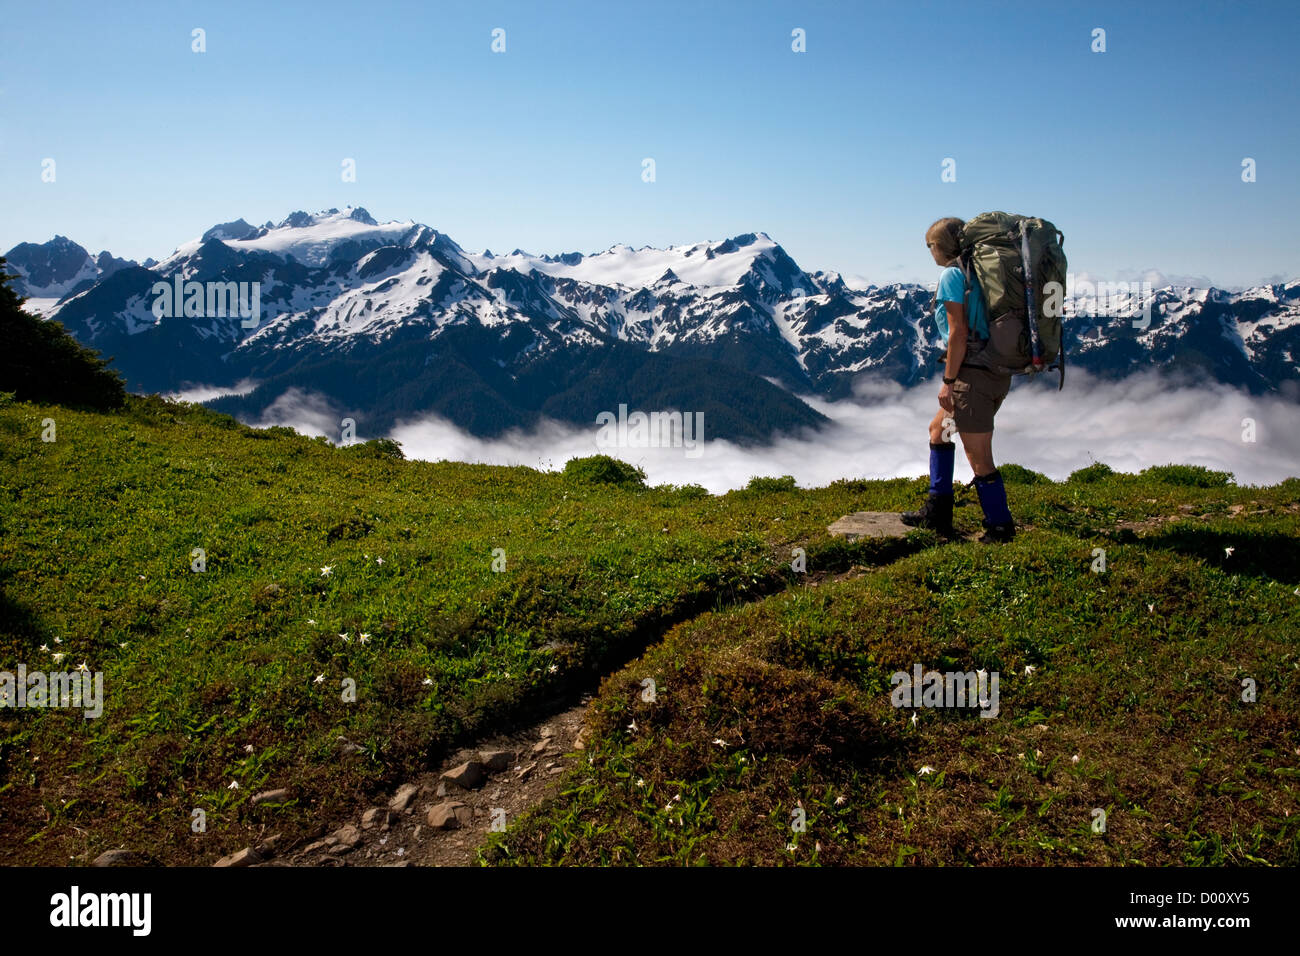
2, 394, 1298, 866
0, 396, 928, 863
483, 522, 1300, 865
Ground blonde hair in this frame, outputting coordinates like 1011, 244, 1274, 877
926, 217, 964, 262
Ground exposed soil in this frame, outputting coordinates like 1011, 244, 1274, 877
261, 698, 593, 867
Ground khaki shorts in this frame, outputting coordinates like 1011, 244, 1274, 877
951, 365, 1011, 433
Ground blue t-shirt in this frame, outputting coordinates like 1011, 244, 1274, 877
934, 266, 989, 344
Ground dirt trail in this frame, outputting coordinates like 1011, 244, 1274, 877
264, 698, 592, 867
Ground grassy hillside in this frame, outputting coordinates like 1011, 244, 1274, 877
483, 477, 1300, 866
2, 393, 1298, 866
0, 393, 921, 864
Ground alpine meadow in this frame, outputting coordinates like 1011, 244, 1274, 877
2, 0, 1298, 937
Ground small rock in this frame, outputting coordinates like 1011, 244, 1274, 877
302, 836, 339, 853
361, 807, 394, 830
435, 781, 447, 797
327, 843, 353, 856
91, 849, 139, 867
516, 762, 536, 780
256, 834, 282, 856
548, 767, 564, 775
251, 788, 290, 806
441, 760, 486, 790
389, 783, 420, 812
539, 724, 555, 738
427, 801, 472, 830
574, 726, 588, 750
479, 749, 513, 772
532, 740, 549, 755
332, 824, 362, 848
214, 847, 263, 868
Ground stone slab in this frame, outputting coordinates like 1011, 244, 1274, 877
827, 511, 913, 541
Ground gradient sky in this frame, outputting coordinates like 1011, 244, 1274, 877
4, 0, 1297, 289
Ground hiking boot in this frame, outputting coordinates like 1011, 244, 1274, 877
901, 493, 953, 535
978, 520, 1016, 544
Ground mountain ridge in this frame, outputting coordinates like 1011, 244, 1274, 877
7, 208, 1298, 442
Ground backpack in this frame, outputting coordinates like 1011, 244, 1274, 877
948, 212, 1068, 390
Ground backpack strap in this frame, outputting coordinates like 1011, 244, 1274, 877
953, 253, 986, 342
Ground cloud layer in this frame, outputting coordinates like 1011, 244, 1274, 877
249, 369, 1299, 493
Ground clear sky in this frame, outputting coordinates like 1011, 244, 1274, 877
3, 0, 1297, 289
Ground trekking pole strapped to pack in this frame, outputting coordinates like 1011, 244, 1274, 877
1020, 220, 1043, 368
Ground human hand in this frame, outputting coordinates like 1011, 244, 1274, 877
938, 383, 954, 413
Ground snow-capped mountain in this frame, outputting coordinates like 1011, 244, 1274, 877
3, 235, 145, 308
9, 207, 1299, 441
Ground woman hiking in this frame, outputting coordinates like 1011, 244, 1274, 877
901, 216, 1016, 543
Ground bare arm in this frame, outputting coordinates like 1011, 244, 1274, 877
943, 301, 968, 383
937, 299, 968, 413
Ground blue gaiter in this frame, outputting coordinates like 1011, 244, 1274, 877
974, 469, 1013, 525
929, 442, 955, 496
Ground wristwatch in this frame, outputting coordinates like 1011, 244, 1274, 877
943, 376, 957, 385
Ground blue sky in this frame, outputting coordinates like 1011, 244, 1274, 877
4, 0, 1297, 288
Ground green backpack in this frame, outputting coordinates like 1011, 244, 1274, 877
954, 211, 1068, 389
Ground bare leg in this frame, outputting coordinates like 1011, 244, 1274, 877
959, 430, 994, 477
928, 408, 951, 445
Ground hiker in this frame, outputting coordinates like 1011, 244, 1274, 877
902, 217, 1016, 543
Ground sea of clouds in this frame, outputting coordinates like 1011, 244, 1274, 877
245, 368, 1299, 493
